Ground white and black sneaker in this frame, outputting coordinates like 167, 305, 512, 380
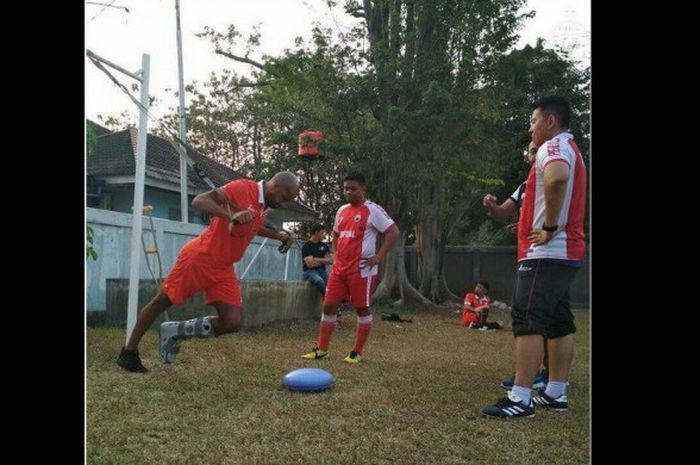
159, 322, 181, 364
481, 391, 535, 419
532, 391, 568, 411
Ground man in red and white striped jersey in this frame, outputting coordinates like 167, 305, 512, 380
482, 96, 587, 419
302, 172, 400, 363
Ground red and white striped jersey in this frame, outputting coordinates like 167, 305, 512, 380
464, 293, 491, 309
517, 132, 587, 261
332, 200, 395, 276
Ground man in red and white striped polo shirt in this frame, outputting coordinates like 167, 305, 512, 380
302, 172, 400, 363
482, 96, 587, 419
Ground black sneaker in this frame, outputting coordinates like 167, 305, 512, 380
302, 346, 329, 360
482, 322, 503, 330
117, 347, 149, 373
481, 392, 535, 419
532, 390, 568, 411
343, 350, 363, 364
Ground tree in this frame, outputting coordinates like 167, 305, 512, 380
180, 24, 379, 229
341, 0, 538, 305
157, 1, 589, 306
449, 39, 590, 246
86, 124, 99, 261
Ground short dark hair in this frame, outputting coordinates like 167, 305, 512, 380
310, 223, 325, 234
343, 172, 365, 185
532, 96, 571, 128
477, 281, 489, 290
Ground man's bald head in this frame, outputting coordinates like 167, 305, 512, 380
265, 171, 301, 208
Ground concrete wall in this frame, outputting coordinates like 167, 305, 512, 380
87, 208, 304, 311
89, 279, 321, 329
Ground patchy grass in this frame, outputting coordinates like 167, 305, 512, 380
87, 305, 589, 465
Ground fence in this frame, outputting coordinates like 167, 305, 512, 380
87, 209, 589, 316
405, 245, 589, 306
86, 208, 304, 312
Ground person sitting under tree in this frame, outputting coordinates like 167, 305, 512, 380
461, 281, 504, 330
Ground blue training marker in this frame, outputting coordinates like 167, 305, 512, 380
283, 368, 335, 392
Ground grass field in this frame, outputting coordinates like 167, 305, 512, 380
87, 305, 589, 465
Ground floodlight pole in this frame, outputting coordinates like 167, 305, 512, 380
175, 0, 189, 223
88, 50, 151, 344
127, 54, 151, 344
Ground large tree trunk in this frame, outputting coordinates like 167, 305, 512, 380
374, 229, 433, 308
439, 268, 461, 302
416, 209, 441, 301
417, 216, 461, 304
364, 0, 439, 310
416, 178, 452, 303
416, 183, 481, 304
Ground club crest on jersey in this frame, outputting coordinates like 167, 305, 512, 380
354, 214, 362, 222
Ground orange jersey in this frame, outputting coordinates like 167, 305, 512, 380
188, 179, 268, 266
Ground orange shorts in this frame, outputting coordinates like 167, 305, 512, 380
461, 310, 479, 326
325, 270, 378, 308
161, 242, 241, 307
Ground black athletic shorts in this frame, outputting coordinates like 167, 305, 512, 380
511, 259, 580, 338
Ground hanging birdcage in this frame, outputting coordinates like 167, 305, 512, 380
297, 129, 324, 158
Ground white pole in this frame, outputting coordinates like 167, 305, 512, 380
283, 249, 290, 281
126, 53, 150, 344
239, 238, 268, 279
175, 0, 189, 223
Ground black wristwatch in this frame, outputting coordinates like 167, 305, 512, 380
542, 224, 558, 232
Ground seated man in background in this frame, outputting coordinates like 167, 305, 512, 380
301, 223, 334, 297
461, 281, 503, 330
302, 224, 342, 327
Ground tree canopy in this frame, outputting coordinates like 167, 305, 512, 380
102, 0, 590, 305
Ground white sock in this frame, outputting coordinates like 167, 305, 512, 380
544, 381, 567, 399
511, 385, 532, 405
320, 313, 338, 324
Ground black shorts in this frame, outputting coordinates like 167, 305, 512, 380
511, 259, 580, 339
